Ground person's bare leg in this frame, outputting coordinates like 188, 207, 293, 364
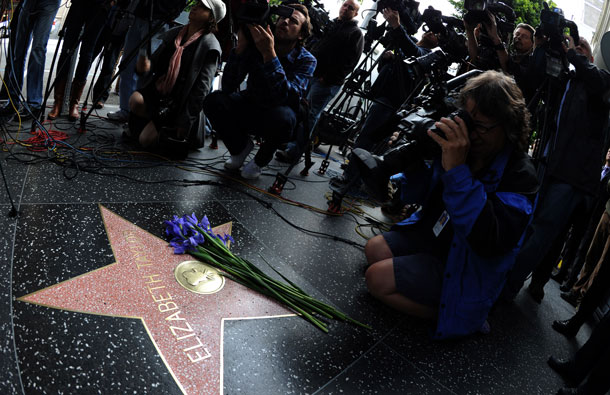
128, 91, 147, 117
139, 121, 159, 148
128, 92, 159, 147
365, 258, 437, 319
365, 235, 394, 265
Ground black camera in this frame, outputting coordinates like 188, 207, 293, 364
539, 2, 579, 44
421, 6, 468, 62
464, 0, 515, 38
351, 108, 475, 201
375, 0, 422, 35
301, 0, 330, 42
535, 2, 579, 78
403, 48, 450, 83
349, 70, 483, 202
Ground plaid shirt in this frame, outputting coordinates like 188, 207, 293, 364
221, 46, 316, 110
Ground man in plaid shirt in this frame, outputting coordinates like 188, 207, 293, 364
204, 3, 316, 180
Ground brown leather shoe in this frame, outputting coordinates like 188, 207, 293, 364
48, 77, 67, 120
68, 79, 86, 121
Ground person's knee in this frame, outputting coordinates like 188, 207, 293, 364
138, 122, 158, 147
365, 263, 388, 297
365, 235, 389, 265
129, 92, 145, 115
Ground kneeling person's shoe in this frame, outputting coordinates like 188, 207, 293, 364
224, 139, 254, 170
107, 110, 129, 123
241, 160, 262, 180
552, 319, 581, 338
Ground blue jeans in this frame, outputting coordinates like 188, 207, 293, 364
503, 181, 594, 299
286, 78, 340, 158
5, 0, 60, 107
118, 17, 167, 113
55, 0, 108, 84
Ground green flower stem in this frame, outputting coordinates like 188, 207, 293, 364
173, 224, 370, 331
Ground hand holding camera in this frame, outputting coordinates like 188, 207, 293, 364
247, 23, 276, 62
428, 116, 470, 171
382, 7, 401, 29
562, 33, 576, 53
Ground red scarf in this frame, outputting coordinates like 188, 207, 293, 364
156, 25, 204, 95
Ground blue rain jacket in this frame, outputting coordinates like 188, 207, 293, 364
392, 146, 538, 339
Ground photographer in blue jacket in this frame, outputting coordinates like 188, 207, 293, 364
364, 71, 539, 339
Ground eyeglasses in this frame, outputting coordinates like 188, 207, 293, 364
473, 121, 501, 134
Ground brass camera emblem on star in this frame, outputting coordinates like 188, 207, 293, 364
174, 261, 225, 294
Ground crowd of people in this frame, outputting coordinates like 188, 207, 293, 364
2, 1, 610, 393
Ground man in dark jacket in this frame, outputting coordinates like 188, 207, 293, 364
277, 0, 364, 162
503, 35, 610, 301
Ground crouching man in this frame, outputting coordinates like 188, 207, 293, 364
364, 71, 539, 339
203, 3, 316, 179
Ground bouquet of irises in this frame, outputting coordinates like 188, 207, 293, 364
164, 213, 370, 332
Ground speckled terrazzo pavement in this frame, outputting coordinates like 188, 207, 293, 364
0, 114, 595, 394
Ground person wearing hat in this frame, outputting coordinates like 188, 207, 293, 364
126, 0, 224, 155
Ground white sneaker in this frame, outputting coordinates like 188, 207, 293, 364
224, 139, 254, 170
107, 110, 129, 123
240, 160, 262, 179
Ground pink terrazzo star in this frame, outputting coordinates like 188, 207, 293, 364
19, 205, 292, 395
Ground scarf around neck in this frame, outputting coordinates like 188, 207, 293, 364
156, 25, 204, 95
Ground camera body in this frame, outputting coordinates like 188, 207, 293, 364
375, 0, 422, 35
421, 6, 468, 63
535, 2, 579, 78
538, 2, 579, 44
464, 0, 515, 40
350, 70, 482, 202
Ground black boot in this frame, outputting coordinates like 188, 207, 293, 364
552, 319, 582, 338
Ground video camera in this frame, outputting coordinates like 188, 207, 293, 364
539, 2, 579, 45
421, 6, 468, 63
301, 0, 330, 41
350, 70, 482, 202
464, 0, 515, 42
535, 2, 579, 78
375, 0, 422, 35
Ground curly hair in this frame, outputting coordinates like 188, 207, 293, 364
458, 70, 531, 152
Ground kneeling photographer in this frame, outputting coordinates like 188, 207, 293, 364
203, 3, 316, 180
363, 71, 538, 339
127, 0, 224, 155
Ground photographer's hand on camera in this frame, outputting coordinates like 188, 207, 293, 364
484, 11, 508, 72
382, 8, 400, 29
247, 24, 277, 63
561, 33, 576, 53
428, 116, 470, 172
